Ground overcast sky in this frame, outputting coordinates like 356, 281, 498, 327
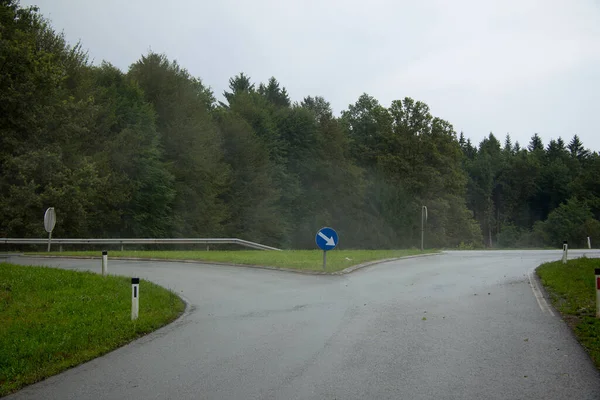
23, 0, 600, 151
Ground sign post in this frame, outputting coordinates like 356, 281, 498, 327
315, 227, 338, 271
562, 241, 568, 264
131, 278, 140, 320
44, 207, 56, 252
596, 269, 600, 319
421, 205, 428, 251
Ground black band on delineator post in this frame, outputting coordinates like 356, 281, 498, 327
595, 269, 600, 275
131, 278, 139, 284
102, 250, 107, 255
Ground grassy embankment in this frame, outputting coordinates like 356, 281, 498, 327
0, 263, 185, 397
537, 257, 600, 368
28, 249, 436, 273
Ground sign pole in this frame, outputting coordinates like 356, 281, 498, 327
421, 206, 427, 251
421, 215, 424, 251
596, 269, 600, 318
131, 278, 139, 320
44, 207, 56, 252
315, 227, 338, 271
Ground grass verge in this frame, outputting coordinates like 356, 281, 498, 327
537, 257, 600, 368
0, 263, 185, 397
27, 249, 436, 273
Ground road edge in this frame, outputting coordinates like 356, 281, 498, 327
19, 252, 441, 275
528, 266, 555, 316
333, 253, 441, 274
534, 262, 600, 374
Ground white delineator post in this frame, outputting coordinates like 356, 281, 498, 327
131, 278, 139, 320
102, 250, 108, 276
562, 241, 568, 264
596, 269, 600, 319
588, 237, 592, 249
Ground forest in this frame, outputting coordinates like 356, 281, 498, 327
1, 1, 599, 249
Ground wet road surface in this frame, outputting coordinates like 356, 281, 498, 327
5, 250, 600, 399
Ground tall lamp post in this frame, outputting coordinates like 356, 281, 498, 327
421, 205, 428, 251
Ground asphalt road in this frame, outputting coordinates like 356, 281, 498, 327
5, 250, 600, 400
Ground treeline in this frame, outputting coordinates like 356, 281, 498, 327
1, 1, 598, 249
462, 132, 600, 248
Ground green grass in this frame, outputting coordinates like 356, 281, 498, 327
27, 249, 436, 273
0, 263, 185, 397
537, 257, 600, 368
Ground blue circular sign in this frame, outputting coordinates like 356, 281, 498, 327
315, 227, 338, 251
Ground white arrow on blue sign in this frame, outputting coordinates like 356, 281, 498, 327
315, 227, 338, 251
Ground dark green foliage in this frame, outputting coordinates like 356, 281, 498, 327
569, 134, 590, 160
215, 111, 284, 246
258, 77, 291, 108
223, 72, 255, 105
1, 1, 598, 248
536, 199, 600, 248
0, 1, 98, 238
81, 63, 176, 237
465, 130, 599, 248
528, 133, 544, 153
342, 96, 482, 248
128, 53, 228, 237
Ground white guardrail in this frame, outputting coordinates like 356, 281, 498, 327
0, 238, 281, 251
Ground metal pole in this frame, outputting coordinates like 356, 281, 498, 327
323, 251, 327, 271
131, 278, 139, 320
421, 210, 424, 251
47, 231, 52, 252
421, 206, 427, 251
596, 269, 600, 318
